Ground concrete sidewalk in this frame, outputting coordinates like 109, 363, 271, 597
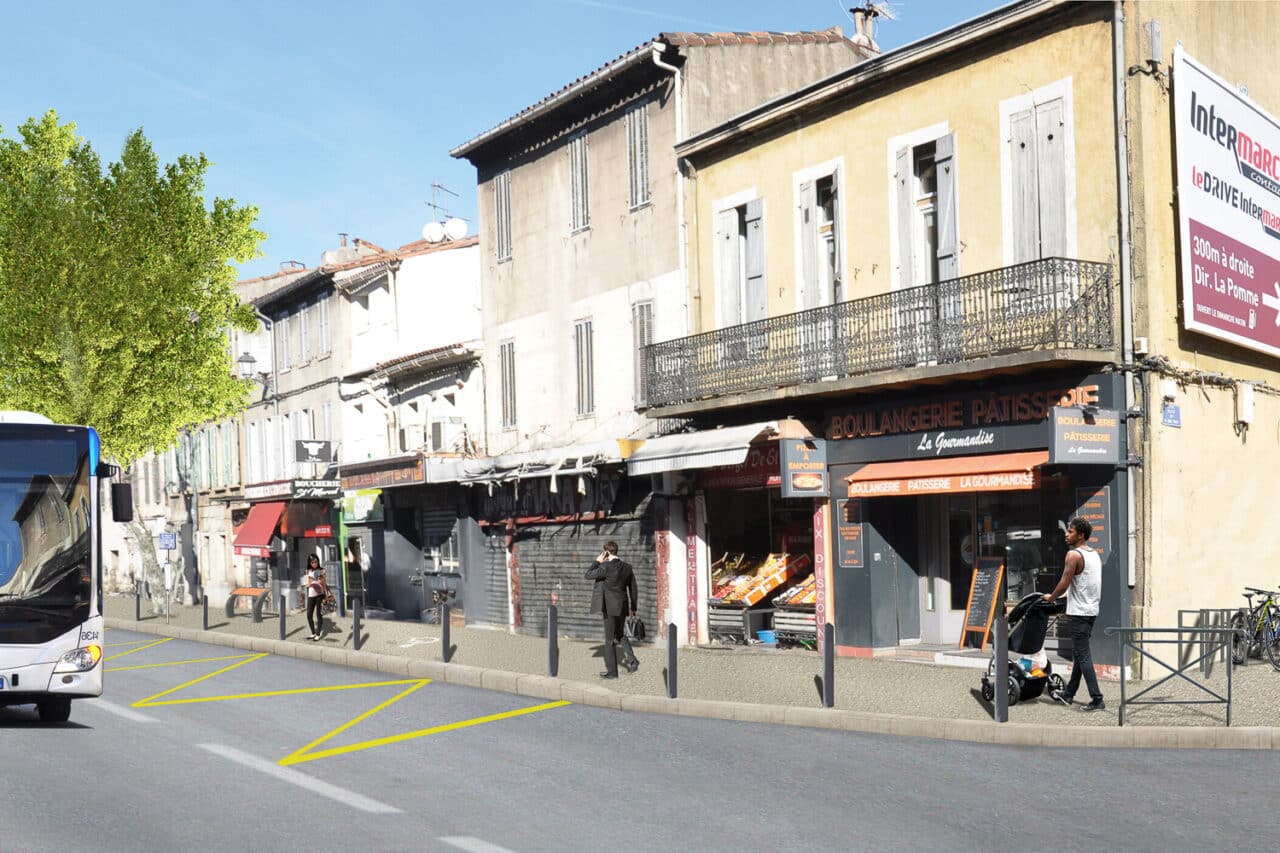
104, 595, 1280, 749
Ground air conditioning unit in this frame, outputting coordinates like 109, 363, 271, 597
430, 418, 464, 452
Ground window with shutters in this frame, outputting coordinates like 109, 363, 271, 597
499, 340, 517, 429
574, 318, 595, 416
298, 302, 311, 363
569, 133, 590, 233
318, 297, 332, 355
626, 103, 650, 210
494, 170, 513, 261
632, 300, 653, 405
276, 315, 290, 371
797, 164, 844, 309
1002, 82, 1074, 264
714, 197, 766, 328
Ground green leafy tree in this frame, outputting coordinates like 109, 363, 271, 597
0, 110, 263, 460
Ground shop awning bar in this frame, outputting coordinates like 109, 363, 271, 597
639, 257, 1114, 409
625, 421, 778, 476
845, 450, 1049, 497
232, 501, 286, 557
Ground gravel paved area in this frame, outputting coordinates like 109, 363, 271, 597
107, 596, 1280, 728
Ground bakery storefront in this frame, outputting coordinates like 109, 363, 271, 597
824, 371, 1129, 664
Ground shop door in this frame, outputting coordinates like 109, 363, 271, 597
918, 495, 972, 644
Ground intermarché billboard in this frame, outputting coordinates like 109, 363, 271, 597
1174, 47, 1280, 359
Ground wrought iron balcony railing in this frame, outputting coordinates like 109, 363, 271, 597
640, 257, 1114, 409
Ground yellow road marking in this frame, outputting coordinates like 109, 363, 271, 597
280, 700, 571, 766
104, 638, 172, 661
141, 679, 430, 708
107, 653, 259, 672
279, 680, 432, 766
133, 653, 267, 707
104, 639, 161, 648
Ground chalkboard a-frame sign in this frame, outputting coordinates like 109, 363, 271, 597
960, 557, 1006, 651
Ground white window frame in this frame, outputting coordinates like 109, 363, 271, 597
791, 157, 847, 311
568, 133, 590, 233
318, 297, 331, 355
498, 339, 517, 429
626, 102, 650, 210
886, 122, 951, 291
999, 77, 1077, 265
711, 188, 762, 329
494, 170, 513, 261
298, 302, 311, 363
632, 300, 654, 405
574, 317, 595, 417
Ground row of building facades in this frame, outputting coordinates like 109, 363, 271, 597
111, 1, 1280, 669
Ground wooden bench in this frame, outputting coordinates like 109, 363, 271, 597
225, 587, 270, 622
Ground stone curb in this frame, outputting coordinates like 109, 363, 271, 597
106, 618, 1277, 750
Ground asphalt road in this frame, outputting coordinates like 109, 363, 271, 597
0, 628, 1271, 853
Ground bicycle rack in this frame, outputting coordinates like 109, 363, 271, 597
1106, 626, 1239, 727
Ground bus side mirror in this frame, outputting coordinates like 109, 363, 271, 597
111, 483, 134, 522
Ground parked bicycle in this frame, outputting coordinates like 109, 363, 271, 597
1230, 587, 1280, 671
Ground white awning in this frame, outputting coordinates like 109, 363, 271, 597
456, 440, 623, 485
626, 422, 778, 476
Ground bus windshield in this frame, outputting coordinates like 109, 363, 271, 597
0, 428, 92, 643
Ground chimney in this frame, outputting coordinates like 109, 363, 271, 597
849, 7, 880, 53
339, 233, 349, 248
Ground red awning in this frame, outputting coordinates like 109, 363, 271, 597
233, 501, 285, 557
845, 451, 1049, 498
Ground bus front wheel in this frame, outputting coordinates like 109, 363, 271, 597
37, 697, 71, 723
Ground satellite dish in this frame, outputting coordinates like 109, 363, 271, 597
421, 221, 446, 243
443, 217, 468, 241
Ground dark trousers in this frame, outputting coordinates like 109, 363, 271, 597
1065, 614, 1103, 702
602, 615, 636, 676
307, 595, 325, 636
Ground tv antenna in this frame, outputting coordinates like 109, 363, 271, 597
423, 182, 469, 243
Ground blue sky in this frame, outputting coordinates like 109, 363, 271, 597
2, 0, 1003, 280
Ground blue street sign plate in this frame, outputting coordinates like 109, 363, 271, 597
159, 532, 177, 550
1161, 403, 1181, 428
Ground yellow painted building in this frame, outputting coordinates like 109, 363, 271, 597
642, 1, 1280, 672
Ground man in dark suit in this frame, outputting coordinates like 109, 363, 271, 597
585, 540, 639, 679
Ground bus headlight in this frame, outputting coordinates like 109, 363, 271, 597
54, 645, 102, 673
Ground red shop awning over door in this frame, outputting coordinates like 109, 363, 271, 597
233, 501, 286, 557
845, 451, 1049, 498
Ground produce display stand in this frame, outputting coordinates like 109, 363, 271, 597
707, 553, 813, 645
773, 572, 818, 648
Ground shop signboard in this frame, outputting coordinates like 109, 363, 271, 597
1074, 486, 1112, 561
341, 489, 384, 524
292, 479, 343, 499
698, 442, 781, 490
824, 375, 1119, 463
812, 500, 827, 654
295, 439, 333, 464
834, 499, 864, 569
686, 494, 702, 643
1048, 407, 1121, 464
340, 456, 425, 490
960, 557, 1005, 651
1174, 48, 1280, 359
780, 438, 828, 498
244, 480, 292, 501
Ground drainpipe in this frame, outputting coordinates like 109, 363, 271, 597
1113, 1, 1138, 591
652, 42, 692, 326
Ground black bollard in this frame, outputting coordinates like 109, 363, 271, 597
667, 623, 678, 699
822, 623, 835, 708
278, 581, 286, 641
547, 605, 559, 677
201, 593, 209, 631
135, 585, 141, 621
353, 598, 363, 651
994, 614, 1009, 723
441, 602, 452, 663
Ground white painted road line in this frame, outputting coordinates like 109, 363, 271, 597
80, 698, 157, 723
199, 743, 402, 814
438, 838, 517, 853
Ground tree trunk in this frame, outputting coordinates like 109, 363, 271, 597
125, 515, 166, 616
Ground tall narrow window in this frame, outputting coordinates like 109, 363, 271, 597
499, 340, 517, 429
799, 172, 842, 309
714, 200, 766, 327
574, 318, 595, 416
894, 133, 958, 289
318, 297, 331, 354
914, 142, 940, 286
569, 134, 590, 232
1009, 97, 1068, 263
494, 170, 513, 261
298, 302, 311, 362
626, 103, 650, 209
275, 316, 290, 370
632, 301, 653, 405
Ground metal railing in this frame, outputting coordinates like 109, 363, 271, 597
640, 257, 1114, 408
1106, 626, 1238, 727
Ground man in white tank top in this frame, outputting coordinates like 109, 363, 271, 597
1044, 516, 1105, 711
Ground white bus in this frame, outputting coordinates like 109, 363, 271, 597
0, 411, 132, 723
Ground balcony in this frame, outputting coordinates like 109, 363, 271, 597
640, 257, 1114, 411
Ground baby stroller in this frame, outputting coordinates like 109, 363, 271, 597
980, 593, 1066, 706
